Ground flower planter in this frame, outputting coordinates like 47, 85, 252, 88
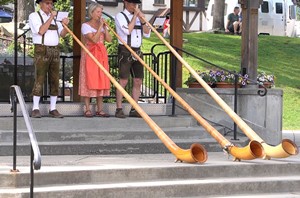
188, 82, 213, 88
215, 82, 241, 88
188, 82, 203, 88
259, 82, 273, 88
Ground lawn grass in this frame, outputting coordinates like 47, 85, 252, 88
141, 33, 300, 130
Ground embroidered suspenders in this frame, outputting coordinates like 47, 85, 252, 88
37, 11, 59, 45
120, 12, 142, 47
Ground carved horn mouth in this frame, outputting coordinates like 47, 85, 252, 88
261, 139, 299, 159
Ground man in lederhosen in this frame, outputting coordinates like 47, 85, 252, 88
115, 0, 151, 118
29, 0, 69, 118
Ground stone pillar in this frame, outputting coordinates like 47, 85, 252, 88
170, 0, 183, 88
239, 0, 262, 86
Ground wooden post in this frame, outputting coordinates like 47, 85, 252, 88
239, 0, 262, 86
170, 0, 183, 88
72, 0, 85, 101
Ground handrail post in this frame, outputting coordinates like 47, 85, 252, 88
12, 91, 17, 171
233, 74, 239, 140
62, 56, 66, 102
152, 53, 159, 103
164, 52, 169, 104
171, 53, 177, 116
22, 33, 26, 98
30, 147, 34, 198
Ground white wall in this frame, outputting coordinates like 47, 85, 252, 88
103, 4, 124, 17
183, 11, 206, 31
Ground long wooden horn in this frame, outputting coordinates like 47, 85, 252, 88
105, 22, 264, 161
140, 17, 298, 159
62, 24, 207, 163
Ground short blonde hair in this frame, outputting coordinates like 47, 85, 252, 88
87, 2, 103, 19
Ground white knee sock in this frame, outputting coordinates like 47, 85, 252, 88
32, 96, 40, 110
50, 96, 57, 111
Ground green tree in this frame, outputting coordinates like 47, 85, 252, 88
18, 0, 34, 22
54, 0, 73, 53
105, 19, 118, 56
213, 0, 225, 30
0, 0, 13, 5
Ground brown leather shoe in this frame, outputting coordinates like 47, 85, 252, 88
115, 108, 126, 118
49, 109, 64, 118
129, 109, 141, 118
31, 109, 41, 118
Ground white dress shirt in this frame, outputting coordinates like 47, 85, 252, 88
115, 9, 150, 48
29, 10, 63, 46
81, 23, 104, 35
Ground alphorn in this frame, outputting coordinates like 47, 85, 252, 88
105, 23, 264, 161
62, 23, 207, 163
140, 17, 298, 159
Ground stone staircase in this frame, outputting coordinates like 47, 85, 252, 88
1, 103, 299, 197
0, 153, 299, 198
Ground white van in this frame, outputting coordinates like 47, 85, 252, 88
206, 0, 297, 37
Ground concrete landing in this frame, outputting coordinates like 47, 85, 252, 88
0, 153, 300, 198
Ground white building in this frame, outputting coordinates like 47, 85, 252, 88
97, 0, 207, 32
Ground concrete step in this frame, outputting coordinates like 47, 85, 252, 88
0, 116, 197, 131
0, 176, 299, 198
0, 126, 213, 142
212, 193, 300, 198
0, 103, 172, 117
0, 137, 246, 155
1, 153, 299, 197
1, 162, 299, 188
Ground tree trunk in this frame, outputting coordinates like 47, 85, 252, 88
212, 0, 225, 30
17, 0, 35, 22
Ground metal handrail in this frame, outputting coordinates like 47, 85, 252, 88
10, 85, 41, 198
10, 85, 41, 170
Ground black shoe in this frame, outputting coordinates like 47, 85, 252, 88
49, 109, 64, 118
31, 109, 41, 118
115, 108, 126, 118
129, 109, 141, 118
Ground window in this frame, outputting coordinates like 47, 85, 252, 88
289, 5, 296, 19
154, 0, 165, 4
261, 1, 269, 13
275, 3, 283, 14
184, 0, 198, 7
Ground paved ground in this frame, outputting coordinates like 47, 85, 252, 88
1, 151, 300, 174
